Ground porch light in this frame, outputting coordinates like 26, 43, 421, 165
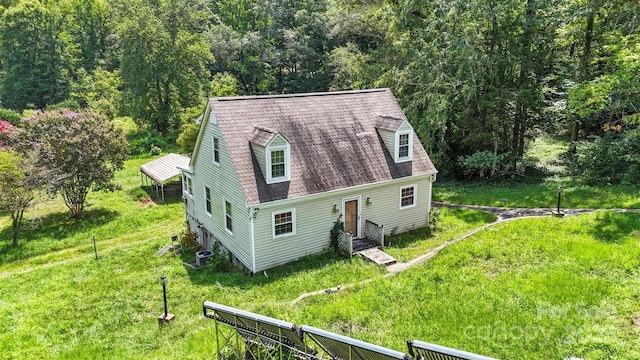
366, 196, 372, 205
332, 203, 338, 213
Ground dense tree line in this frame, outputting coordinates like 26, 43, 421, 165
0, 0, 638, 181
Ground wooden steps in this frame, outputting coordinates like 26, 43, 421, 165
357, 247, 396, 266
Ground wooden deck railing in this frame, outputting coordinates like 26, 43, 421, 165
365, 220, 384, 249
337, 230, 353, 257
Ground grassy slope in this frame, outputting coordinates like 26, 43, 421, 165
2, 147, 639, 359
292, 213, 640, 360
0, 155, 495, 359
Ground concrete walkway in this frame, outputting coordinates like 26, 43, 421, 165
291, 202, 640, 304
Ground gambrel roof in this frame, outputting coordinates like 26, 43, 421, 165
203, 88, 437, 205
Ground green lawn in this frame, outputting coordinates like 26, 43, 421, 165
2, 153, 640, 359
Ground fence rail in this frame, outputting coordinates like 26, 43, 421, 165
337, 230, 353, 257
364, 220, 384, 248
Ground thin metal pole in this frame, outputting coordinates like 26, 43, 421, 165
93, 234, 98, 260
557, 186, 563, 214
161, 275, 168, 317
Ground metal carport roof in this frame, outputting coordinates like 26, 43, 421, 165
139, 153, 190, 201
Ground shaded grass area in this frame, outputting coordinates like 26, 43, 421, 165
0, 155, 185, 266
434, 181, 640, 209
291, 213, 640, 360
434, 135, 640, 209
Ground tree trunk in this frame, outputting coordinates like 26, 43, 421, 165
11, 210, 24, 247
572, 3, 596, 149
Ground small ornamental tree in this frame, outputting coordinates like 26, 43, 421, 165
17, 109, 130, 218
0, 150, 48, 247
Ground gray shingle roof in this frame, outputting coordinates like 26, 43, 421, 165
210, 88, 437, 205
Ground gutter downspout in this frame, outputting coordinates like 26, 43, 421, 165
249, 208, 256, 274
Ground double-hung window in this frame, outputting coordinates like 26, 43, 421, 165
225, 201, 233, 233
398, 133, 410, 158
205, 187, 212, 215
270, 149, 285, 178
395, 130, 413, 162
273, 210, 295, 238
213, 137, 220, 165
400, 185, 416, 209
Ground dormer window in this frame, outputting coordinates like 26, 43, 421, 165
250, 126, 291, 184
375, 116, 414, 163
271, 149, 285, 177
398, 133, 410, 158
395, 131, 413, 162
266, 143, 290, 183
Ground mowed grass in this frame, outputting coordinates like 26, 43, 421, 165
290, 212, 640, 360
2, 150, 640, 359
0, 155, 185, 269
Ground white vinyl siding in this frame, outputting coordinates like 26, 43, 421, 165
189, 116, 252, 269
251, 175, 433, 272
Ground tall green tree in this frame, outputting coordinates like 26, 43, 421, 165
16, 109, 129, 218
0, 0, 76, 110
388, 0, 557, 175
116, 0, 212, 134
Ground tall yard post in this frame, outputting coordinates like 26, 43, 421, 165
92, 234, 98, 260
158, 274, 175, 324
555, 186, 564, 217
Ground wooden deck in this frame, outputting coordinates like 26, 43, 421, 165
352, 238, 397, 266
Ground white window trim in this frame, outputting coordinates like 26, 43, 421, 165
395, 130, 413, 162
184, 174, 194, 199
212, 136, 220, 166
224, 199, 233, 235
266, 144, 291, 184
399, 184, 417, 210
272, 209, 296, 239
204, 186, 212, 217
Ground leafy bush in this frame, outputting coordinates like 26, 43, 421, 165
0, 108, 22, 126
128, 129, 170, 155
457, 151, 500, 178
150, 146, 162, 155
207, 242, 233, 272
565, 128, 640, 185
329, 215, 344, 253
429, 207, 441, 230
181, 230, 199, 251
176, 121, 199, 155
128, 187, 149, 202
112, 116, 138, 136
